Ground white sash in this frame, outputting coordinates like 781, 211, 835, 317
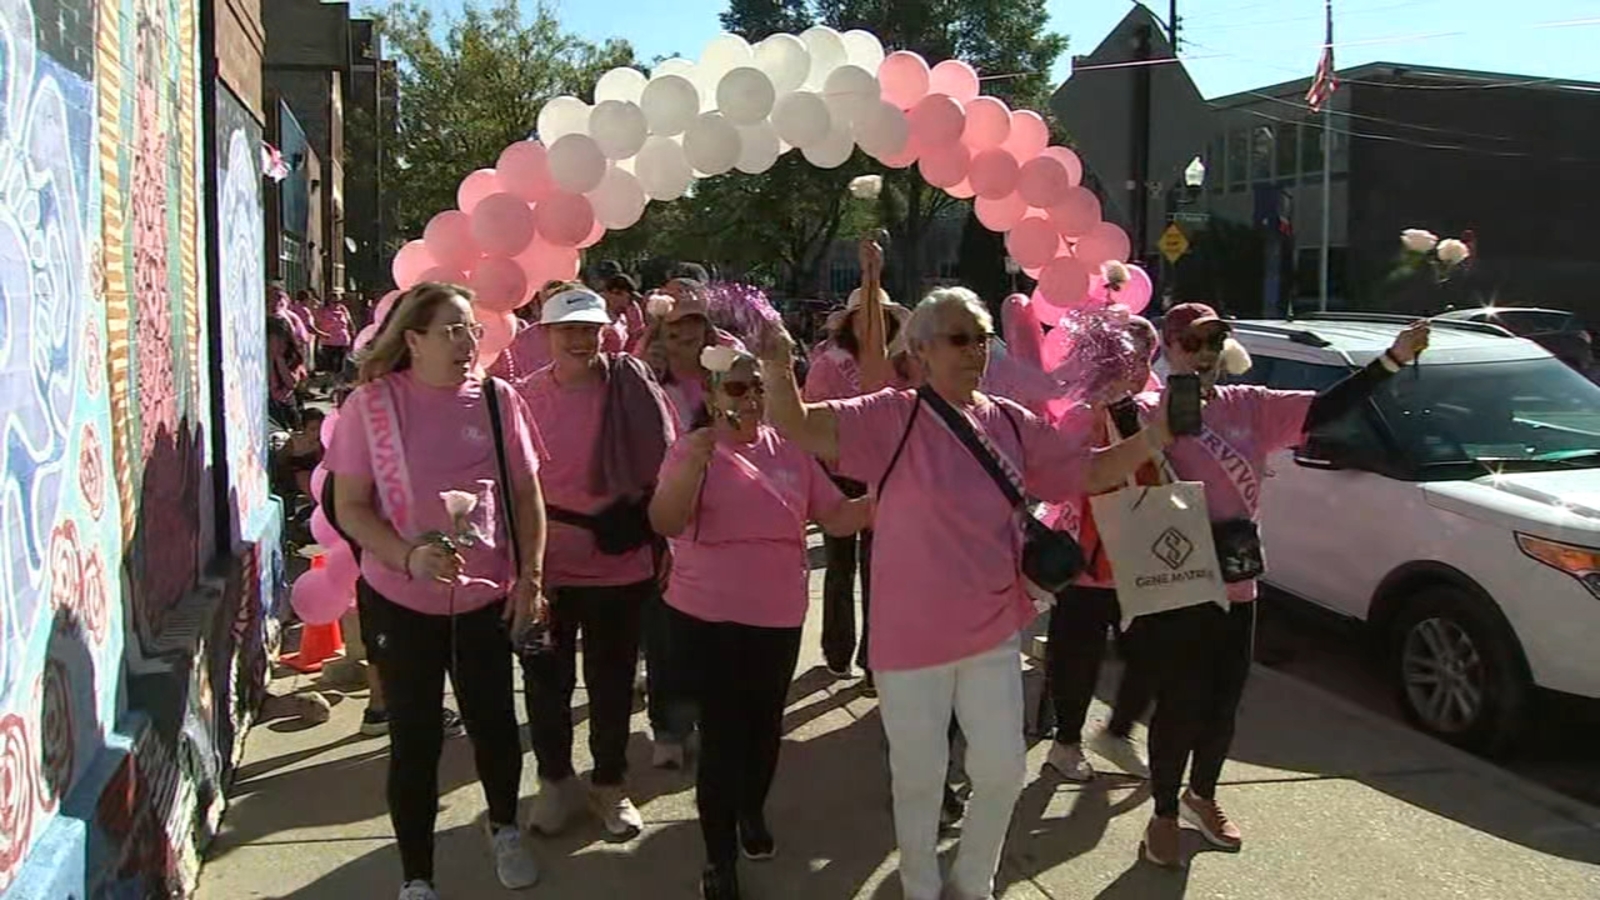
714, 442, 806, 532
1195, 426, 1262, 519
355, 378, 418, 537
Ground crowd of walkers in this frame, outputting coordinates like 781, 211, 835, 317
307, 246, 1432, 900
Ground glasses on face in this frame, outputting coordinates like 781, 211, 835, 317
1179, 328, 1229, 354
437, 322, 485, 343
721, 378, 764, 399
942, 331, 991, 349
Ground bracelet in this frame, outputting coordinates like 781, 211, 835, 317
401, 544, 420, 581
1380, 350, 1403, 373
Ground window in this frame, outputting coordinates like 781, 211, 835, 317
1300, 120, 1326, 175
1227, 128, 1248, 191
1206, 137, 1224, 195
1220, 354, 1272, 386
1276, 122, 1300, 183
1251, 125, 1274, 183
1329, 125, 1350, 174
1266, 359, 1348, 392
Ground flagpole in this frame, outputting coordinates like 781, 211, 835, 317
1318, 0, 1334, 312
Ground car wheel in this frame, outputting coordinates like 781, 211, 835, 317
1389, 586, 1528, 755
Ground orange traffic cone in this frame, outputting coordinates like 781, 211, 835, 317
282, 620, 345, 673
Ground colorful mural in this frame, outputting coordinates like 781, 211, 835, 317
217, 86, 269, 537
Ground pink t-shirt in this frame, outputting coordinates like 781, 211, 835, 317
663, 376, 706, 432
317, 304, 354, 346
324, 372, 541, 616
825, 388, 1089, 671
517, 367, 657, 587
661, 426, 844, 628
981, 342, 1067, 419
803, 344, 861, 402
491, 321, 552, 382
601, 319, 628, 353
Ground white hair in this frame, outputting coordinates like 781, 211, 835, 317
907, 287, 993, 347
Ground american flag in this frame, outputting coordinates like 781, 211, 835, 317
1306, 2, 1338, 112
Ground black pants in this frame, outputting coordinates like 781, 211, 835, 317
643, 586, 697, 742
821, 476, 871, 673
1134, 601, 1256, 817
670, 604, 802, 866
1048, 586, 1153, 745
522, 580, 650, 786
316, 344, 349, 374
359, 583, 522, 883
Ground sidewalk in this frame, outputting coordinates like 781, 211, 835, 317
196, 567, 1600, 900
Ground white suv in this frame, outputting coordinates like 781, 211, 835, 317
1227, 312, 1600, 753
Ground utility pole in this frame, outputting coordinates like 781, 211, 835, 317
1318, 0, 1335, 311
1131, 22, 1152, 267
1170, 0, 1181, 51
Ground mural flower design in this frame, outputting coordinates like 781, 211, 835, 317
84, 320, 103, 396
38, 658, 72, 813
47, 520, 83, 618
0, 714, 37, 887
80, 550, 108, 644
80, 424, 106, 522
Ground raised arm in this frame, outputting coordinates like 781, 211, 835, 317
759, 320, 841, 462
857, 238, 892, 392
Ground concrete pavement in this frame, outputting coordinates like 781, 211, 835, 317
196, 564, 1600, 900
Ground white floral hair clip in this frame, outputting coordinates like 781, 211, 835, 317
700, 345, 742, 373
1102, 260, 1130, 291
646, 293, 675, 318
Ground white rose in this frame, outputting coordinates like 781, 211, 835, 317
700, 345, 741, 373
440, 490, 478, 520
848, 175, 883, 200
1400, 228, 1439, 253
1435, 238, 1470, 266
645, 293, 675, 318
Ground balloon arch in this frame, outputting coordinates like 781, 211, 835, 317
379, 26, 1152, 369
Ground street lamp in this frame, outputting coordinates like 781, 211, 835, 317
1184, 156, 1206, 189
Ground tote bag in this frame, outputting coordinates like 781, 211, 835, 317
1089, 481, 1229, 627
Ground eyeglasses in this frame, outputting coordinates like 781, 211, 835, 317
721, 378, 765, 399
942, 331, 991, 349
438, 322, 485, 342
1178, 329, 1229, 354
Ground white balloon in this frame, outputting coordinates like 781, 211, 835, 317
736, 122, 781, 174
547, 134, 607, 194
754, 33, 812, 94
771, 91, 833, 150
588, 166, 648, 229
717, 67, 776, 126
655, 57, 695, 78
537, 95, 592, 144
853, 100, 909, 159
841, 30, 886, 74
684, 112, 742, 176
700, 32, 755, 82
595, 67, 648, 105
801, 26, 848, 90
823, 65, 881, 127
802, 125, 855, 169
636, 136, 694, 201
590, 100, 648, 159
640, 74, 701, 137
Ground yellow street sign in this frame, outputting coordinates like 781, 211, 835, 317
1159, 223, 1190, 264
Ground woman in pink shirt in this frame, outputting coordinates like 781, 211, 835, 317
325, 282, 547, 900
601, 272, 646, 353
640, 279, 748, 430
760, 288, 1172, 900
315, 290, 355, 376
1127, 304, 1430, 866
515, 287, 677, 842
650, 346, 870, 899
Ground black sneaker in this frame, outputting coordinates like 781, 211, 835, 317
699, 864, 741, 900
442, 708, 465, 738
738, 816, 775, 861
360, 707, 390, 736
861, 672, 877, 698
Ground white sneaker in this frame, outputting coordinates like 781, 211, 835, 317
528, 777, 581, 836
1088, 728, 1150, 779
489, 824, 539, 889
1045, 741, 1095, 782
398, 880, 439, 900
651, 739, 685, 770
590, 784, 644, 839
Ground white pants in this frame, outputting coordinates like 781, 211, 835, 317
877, 635, 1026, 900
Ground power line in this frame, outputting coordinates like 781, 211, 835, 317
1237, 106, 1600, 165
1197, 0, 1441, 34
1240, 90, 1521, 143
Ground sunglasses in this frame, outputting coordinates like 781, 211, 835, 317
942, 331, 991, 349
1178, 328, 1229, 354
721, 378, 765, 399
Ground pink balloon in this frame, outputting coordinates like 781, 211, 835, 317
908, 94, 966, 149
323, 541, 360, 588
877, 136, 921, 169
417, 266, 469, 288
968, 148, 1019, 200
1047, 187, 1102, 238
1039, 315, 1073, 370
1039, 146, 1084, 187
309, 465, 329, 503
497, 140, 555, 202
290, 567, 354, 626
928, 59, 980, 104
917, 142, 970, 188
576, 218, 606, 250
1017, 154, 1073, 208
391, 240, 435, 290
963, 97, 1011, 150
517, 236, 580, 287
457, 168, 500, 214
535, 191, 596, 248
1001, 293, 1047, 371
946, 178, 975, 199
1005, 216, 1063, 269
879, 51, 931, 110
310, 507, 339, 548
424, 211, 481, 271
1003, 110, 1049, 161
1074, 222, 1132, 267
469, 257, 532, 313
1112, 264, 1154, 315
477, 309, 518, 366
974, 192, 1028, 232
373, 289, 401, 326
319, 408, 340, 448
353, 323, 380, 353
471, 193, 538, 258
1038, 256, 1093, 311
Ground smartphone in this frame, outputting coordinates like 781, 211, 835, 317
1167, 374, 1204, 437
1107, 396, 1141, 439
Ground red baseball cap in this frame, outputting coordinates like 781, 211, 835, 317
1161, 302, 1227, 343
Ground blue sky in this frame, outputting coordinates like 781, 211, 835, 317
404, 0, 1600, 99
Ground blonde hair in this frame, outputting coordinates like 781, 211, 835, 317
357, 282, 475, 383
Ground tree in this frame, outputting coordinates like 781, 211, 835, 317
357, 0, 636, 247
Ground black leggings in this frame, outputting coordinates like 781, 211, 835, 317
670, 604, 802, 867
359, 584, 522, 883
821, 476, 871, 673
521, 580, 650, 786
1134, 601, 1256, 817
1047, 586, 1153, 745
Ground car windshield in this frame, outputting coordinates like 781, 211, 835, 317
1491, 310, 1574, 335
1376, 357, 1600, 470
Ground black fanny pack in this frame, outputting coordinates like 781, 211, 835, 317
1212, 518, 1264, 584
548, 496, 654, 555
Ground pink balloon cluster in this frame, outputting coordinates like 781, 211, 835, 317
292, 409, 361, 625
